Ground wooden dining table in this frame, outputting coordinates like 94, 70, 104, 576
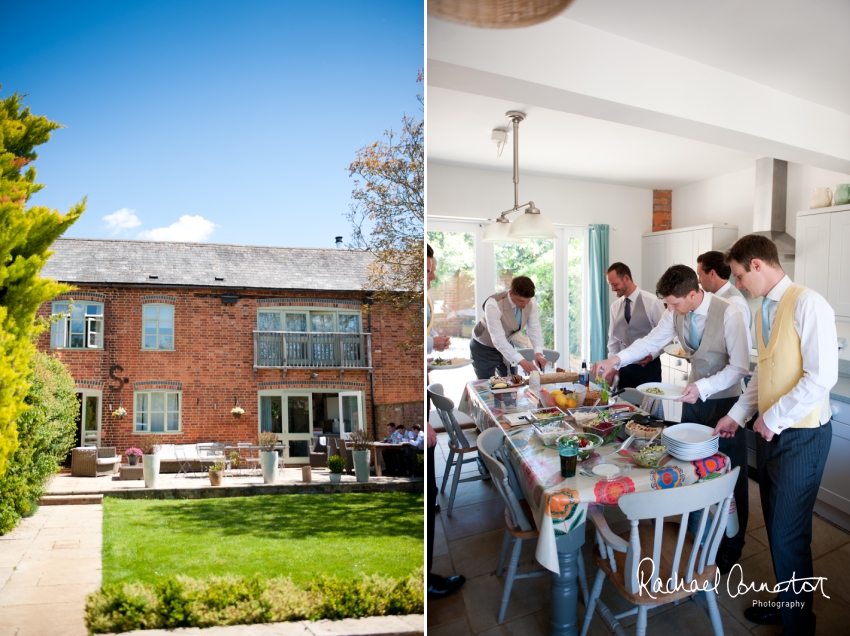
371, 441, 410, 477
458, 379, 736, 636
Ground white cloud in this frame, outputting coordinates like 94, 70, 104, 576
102, 208, 142, 234
137, 215, 216, 242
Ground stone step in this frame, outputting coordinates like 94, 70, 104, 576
39, 494, 104, 506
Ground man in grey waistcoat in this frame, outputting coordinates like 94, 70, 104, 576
697, 250, 753, 351
470, 276, 546, 380
604, 262, 666, 388
592, 264, 751, 573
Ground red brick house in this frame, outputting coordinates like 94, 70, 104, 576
36, 238, 424, 465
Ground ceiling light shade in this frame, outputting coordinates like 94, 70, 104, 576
429, 0, 575, 29
508, 204, 557, 239
482, 217, 522, 243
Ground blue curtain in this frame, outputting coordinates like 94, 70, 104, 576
588, 224, 610, 363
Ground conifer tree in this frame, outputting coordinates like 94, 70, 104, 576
0, 91, 83, 475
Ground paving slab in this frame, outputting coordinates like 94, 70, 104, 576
108, 615, 425, 636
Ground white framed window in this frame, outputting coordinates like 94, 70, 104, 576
258, 309, 361, 334
134, 390, 181, 433
257, 308, 363, 367
142, 304, 174, 350
50, 301, 104, 349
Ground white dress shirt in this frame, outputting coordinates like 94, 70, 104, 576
607, 287, 667, 358
616, 291, 750, 401
716, 281, 753, 351
727, 276, 838, 435
477, 294, 544, 366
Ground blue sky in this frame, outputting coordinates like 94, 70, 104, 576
0, 0, 423, 248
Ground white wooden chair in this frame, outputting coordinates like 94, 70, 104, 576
478, 426, 589, 624
428, 383, 490, 516
580, 467, 739, 636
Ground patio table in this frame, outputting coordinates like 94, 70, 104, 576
458, 379, 736, 636
371, 441, 410, 476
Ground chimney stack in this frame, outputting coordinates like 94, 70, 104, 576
335, 236, 343, 249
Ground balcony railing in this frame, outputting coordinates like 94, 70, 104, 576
253, 331, 372, 369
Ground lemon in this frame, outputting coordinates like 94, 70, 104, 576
551, 389, 563, 395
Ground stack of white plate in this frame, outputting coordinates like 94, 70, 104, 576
661, 423, 719, 460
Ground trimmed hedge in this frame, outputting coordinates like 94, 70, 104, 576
0, 351, 78, 534
85, 569, 424, 633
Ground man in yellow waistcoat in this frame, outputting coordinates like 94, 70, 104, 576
715, 234, 837, 636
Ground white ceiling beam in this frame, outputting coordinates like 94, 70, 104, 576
428, 18, 850, 174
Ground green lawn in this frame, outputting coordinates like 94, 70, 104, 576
102, 493, 423, 586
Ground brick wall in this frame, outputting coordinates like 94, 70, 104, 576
653, 189, 672, 231
36, 286, 424, 451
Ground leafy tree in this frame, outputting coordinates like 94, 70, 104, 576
0, 90, 84, 475
347, 72, 423, 349
0, 351, 78, 534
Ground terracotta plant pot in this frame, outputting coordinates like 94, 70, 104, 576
209, 469, 223, 487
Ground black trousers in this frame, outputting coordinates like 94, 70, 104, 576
427, 444, 437, 579
682, 396, 748, 551
617, 356, 662, 389
757, 422, 831, 636
471, 338, 509, 380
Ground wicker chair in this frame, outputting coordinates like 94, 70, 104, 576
71, 447, 121, 477
309, 437, 328, 468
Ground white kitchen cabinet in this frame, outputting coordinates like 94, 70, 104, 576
828, 210, 850, 317
796, 204, 850, 319
795, 211, 831, 299
640, 224, 739, 290
641, 233, 666, 294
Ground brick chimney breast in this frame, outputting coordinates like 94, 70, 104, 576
652, 190, 672, 232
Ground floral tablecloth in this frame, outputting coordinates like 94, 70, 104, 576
459, 379, 736, 573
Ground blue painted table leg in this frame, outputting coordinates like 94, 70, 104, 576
549, 523, 586, 636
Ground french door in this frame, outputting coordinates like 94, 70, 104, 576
76, 390, 102, 447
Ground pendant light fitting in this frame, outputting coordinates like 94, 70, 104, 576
482, 111, 557, 242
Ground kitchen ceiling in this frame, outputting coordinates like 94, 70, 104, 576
427, 0, 850, 190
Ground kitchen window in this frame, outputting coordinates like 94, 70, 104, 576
134, 391, 181, 433
142, 304, 174, 350
50, 301, 104, 349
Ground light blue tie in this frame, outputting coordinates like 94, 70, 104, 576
515, 306, 522, 327
761, 298, 775, 347
688, 311, 700, 350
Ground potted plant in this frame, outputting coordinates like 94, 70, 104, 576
414, 452, 425, 477
258, 431, 278, 484
112, 406, 127, 419
140, 434, 162, 489
348, 429, 372, 483
327, 454, 345, 484
125, 447, 142, 466
231, 406, 245, 418
208, 458, 226, 486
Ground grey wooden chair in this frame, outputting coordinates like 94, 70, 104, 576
478, 426, 590, 623
580, 467, 739, 636
428, 383, 489, 516
516, 348, 561, 365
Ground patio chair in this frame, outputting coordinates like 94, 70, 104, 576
71, 447, 121, 477
310, 436, 328, 468
332, 438, 355, 474
478, 427, 590, 623
174, 444, 195, 477
428, 383, 490, 516
237, 442, 261, 476
580, 467, 739, 636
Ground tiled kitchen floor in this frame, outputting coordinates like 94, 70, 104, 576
428, 431, 850, 636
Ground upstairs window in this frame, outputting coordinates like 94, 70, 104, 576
142, 304, 174, 350
51, 301, 104, 349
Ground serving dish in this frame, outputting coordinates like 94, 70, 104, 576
635, 382, 684, 400
557, 432, 603, 461
527, 406, 568, 425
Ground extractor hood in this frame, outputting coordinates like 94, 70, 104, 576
753, 158, 795, 260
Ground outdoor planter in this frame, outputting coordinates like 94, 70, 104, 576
209, 469, 223, 486
142, 454, 160, 489
352, 449, 370, 483
260, 450, 277, 484
232, 412, 242, 418
329, 472, 342, 484
128, 455, 138, 466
